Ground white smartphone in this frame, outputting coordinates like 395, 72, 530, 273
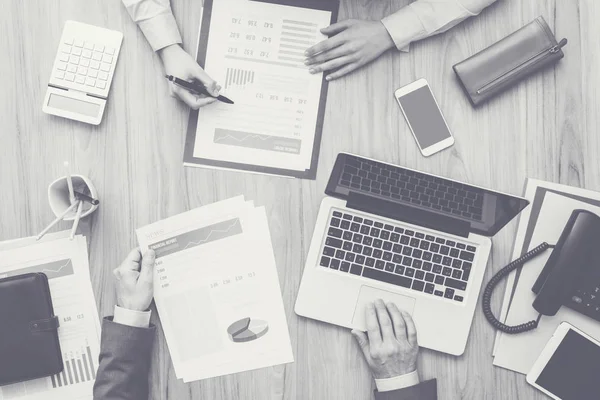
526, 322, 600, 400
394, 78, 454, 157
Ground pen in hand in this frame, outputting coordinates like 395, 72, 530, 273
165, 75, 234, 104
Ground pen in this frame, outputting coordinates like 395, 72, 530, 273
74, 191, 100, 206
36, 201, 80, 241
70, 200, 83, 240
64, 161, 75, 204
165, 75, 234, 104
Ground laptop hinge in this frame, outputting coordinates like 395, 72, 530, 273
347, 192, 471, 238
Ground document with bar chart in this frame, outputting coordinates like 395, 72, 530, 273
136, 196, 293, 382
184, 0, 338, 179
0, 236, 100, 400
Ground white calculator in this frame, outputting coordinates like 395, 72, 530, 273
42, 21, 123, 125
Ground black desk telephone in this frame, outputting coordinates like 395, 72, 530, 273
483, 209, 600, 333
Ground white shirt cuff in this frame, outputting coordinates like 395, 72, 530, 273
375, 370, 420, 392
381, 6, 427, 53
138, 12, 183, 52
113, 305, 151, 328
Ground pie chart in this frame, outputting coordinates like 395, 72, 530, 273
227, 317, 269, 343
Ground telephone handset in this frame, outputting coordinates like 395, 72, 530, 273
482, 209, 600, 334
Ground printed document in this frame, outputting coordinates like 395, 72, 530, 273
189, 0, 332, 172
136, 196, 293, 381
0, 236, 100, 400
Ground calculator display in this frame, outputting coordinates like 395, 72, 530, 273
48, 94, 100, 117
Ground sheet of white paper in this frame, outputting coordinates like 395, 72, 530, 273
493, 179, 600, 356
493, 193, 600, 374
192, 0, 331, 171
136, 199, 293, 381
0, 236, 100, 400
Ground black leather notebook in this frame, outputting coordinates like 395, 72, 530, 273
0, 273, 62, 386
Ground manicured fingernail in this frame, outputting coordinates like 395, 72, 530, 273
325, 75, 332, 81
309, 68, 316, 74
304, 50, 309, 56
304, 59, 310, 65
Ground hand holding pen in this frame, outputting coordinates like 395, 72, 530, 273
159, 44, 233, 109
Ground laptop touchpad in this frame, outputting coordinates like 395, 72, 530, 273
351, 286, 416, 331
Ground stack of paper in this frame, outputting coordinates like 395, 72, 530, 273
136, 196, 293, 382
492, 180, 600, 374
0, 234, 101, 400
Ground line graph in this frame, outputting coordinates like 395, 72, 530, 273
0, 259, 74, 280
213, 129, 301, 154
150, 219, 243, 258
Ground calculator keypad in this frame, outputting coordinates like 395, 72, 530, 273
54, 38, 116, 92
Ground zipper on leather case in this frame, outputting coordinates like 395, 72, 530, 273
476, 38, 568, 95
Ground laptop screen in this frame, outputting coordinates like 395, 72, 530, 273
325, 154, 529, 237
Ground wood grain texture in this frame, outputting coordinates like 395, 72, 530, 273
1, 0, 598, 399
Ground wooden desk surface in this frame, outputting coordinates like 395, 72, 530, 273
1, 0, 599, 398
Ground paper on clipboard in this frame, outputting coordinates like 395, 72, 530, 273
184, 0, 338, 178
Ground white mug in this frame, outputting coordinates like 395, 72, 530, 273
48, 174, 99, 221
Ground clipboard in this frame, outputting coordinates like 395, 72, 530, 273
183, 0, 339, 179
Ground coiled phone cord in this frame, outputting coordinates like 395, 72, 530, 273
481, 242, 554, 334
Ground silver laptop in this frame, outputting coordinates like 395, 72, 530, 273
295, 153, 529, 356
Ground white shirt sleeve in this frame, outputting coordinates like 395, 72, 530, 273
375, 370, 420, 392
121, 0, 182, 51
381, 0, 498, 52
113, 305, 152, 328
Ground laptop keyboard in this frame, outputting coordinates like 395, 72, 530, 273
338, 156, 484, 221
319, 209, 477, 303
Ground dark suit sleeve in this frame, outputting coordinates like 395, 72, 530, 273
374, 379, 437, 400
93, 317, 156, 400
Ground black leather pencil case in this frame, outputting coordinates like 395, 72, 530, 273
0, 273, 62, 386
453, 16, 567, 107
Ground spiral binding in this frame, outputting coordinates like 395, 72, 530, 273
481, 242, 554, 334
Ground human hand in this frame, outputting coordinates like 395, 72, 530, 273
158, 44, 220, 109
113, 248, 155, 312
305, 20, 395, 81
351, 299, 419, 379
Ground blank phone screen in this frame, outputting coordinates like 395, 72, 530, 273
535, 329, 600, 399
398, 86, 451, 149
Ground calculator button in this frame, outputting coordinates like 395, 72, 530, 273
63, 37, 74, 45
98, 71, 108, 81
94, 44, 105, 52
102, 54, 113, 64
92, 52, 102, 61
74, 39, 84, 48
72, 47, 82, 56
59, 53, 70, 62
80, 58, 90, 67
67, 64, 77, 73
96, 80, 106, 89
82, 49, 92, 59
100, 63, 111, 72
105, 47, 115, 55
90, 60, 100, 70
57, 61, 68, 71
77, 66, 88, 75
65, 72, 75, 81
75, 76, 85, 84
55, 70, 65, 79
61, 45, 72, 54
69, 55, 80, 65
85, 77, 96, 87
88, 69, 98, 78
84, 42, 94, 50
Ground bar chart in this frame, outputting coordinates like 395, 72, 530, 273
224, 68, 255, 89
50, 345, 96, 388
